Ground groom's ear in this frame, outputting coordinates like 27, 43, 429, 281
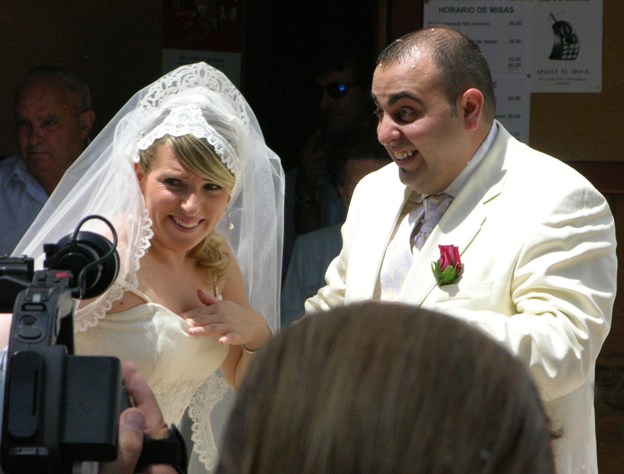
459, 88, 484, 131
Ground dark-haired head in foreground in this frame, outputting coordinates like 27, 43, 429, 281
217, 301, 555, 474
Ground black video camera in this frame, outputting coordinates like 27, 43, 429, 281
0, 215, 124, 473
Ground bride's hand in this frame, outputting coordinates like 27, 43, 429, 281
183, 289, 271, 349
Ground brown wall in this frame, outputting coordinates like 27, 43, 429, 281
531, 0, 624, 163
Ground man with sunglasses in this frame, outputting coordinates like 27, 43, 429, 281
316, 60, 372, 135
284, 55, 376, 275
282, 128, 390, 326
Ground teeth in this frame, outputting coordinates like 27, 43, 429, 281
394, 150, 415, 160
173, 217, 198, 229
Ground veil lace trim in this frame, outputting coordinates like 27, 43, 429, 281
136, 105, 240, 178
74, 209, 154, 332
137, 63, 249, 128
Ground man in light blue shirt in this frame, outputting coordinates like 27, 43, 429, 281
0, 155, 48, 254
0, 65, 95, 255
281, 132, 390, 325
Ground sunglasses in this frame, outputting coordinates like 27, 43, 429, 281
319, 82, 355, 99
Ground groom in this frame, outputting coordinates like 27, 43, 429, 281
305, 27, 616, 473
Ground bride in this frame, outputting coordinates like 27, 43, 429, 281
10, 62, 284, 472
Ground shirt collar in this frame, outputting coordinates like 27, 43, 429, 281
1, 154, 46, 193
443, 121, 498, 198
1, 155, 25, 186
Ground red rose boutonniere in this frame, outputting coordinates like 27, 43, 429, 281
431, 245, 462, 287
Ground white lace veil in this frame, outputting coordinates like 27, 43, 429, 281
13, 62, 284, 334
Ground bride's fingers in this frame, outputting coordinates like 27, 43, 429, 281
187, 322, 230, 337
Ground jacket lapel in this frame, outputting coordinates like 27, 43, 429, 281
347, 166, 411, 300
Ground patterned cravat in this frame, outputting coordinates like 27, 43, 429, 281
411, 193, 453, 250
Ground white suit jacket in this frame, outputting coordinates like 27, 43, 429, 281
306, 123, 617, 473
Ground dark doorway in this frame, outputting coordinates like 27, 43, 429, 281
243, 0, 383, 169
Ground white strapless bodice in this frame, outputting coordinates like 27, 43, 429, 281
75, 296, 229, 426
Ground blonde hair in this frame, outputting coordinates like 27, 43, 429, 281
138, 133, 236, 284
